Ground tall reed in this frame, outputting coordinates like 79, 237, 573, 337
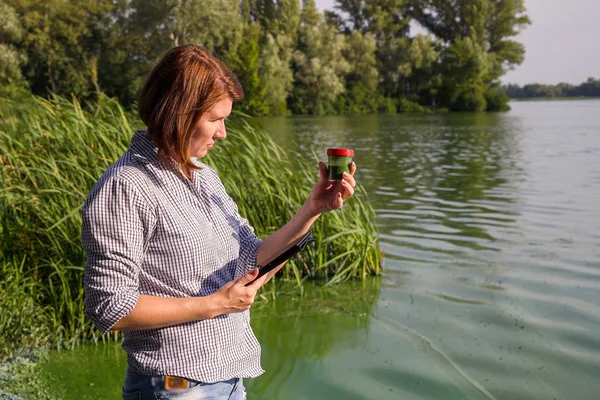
0, 95, 381, 355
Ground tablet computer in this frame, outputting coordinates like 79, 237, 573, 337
245, 230, 315, 286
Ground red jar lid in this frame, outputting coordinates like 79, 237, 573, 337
327, 148, 354, 157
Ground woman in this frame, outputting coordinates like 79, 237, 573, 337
81, 44, 356, 400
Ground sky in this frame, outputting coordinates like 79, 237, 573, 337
315, 0, 600, 85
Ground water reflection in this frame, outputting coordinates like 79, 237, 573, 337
38, 341, 127, 400
246, 279, 380, 399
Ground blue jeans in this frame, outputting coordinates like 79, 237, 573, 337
122, 368, 246, 400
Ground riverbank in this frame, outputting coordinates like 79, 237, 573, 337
0, 349, 50, 400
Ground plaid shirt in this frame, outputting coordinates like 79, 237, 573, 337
82, 131, 264, 383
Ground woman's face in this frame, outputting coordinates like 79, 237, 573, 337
190, 96, 232, 158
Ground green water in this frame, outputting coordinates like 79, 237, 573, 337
38, 100, 600, 399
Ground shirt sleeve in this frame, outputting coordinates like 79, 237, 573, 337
81, 175, 154, 333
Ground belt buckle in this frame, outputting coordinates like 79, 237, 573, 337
164, 375, 189, 390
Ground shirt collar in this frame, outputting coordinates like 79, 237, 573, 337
130, 130, 160, 164
129, 129, 208, 171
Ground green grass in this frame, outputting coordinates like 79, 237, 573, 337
0, 94, 381, 358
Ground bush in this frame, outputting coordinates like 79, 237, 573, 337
377, 97, 397, 114
485, 88, 511, 111
0, 258, 54, 357
450, 86, 487, 112
397, 98, 424, 113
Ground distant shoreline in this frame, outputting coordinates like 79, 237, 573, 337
509, 97, 600, 102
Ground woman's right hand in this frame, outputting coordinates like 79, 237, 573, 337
213, 268, 268, 316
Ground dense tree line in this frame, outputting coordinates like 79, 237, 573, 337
1, 0, 530, 114
503, 78, 600, 99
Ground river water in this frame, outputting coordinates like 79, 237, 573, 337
38, 100, 600, 399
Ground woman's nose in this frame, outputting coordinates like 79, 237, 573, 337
215, 121, 226, 140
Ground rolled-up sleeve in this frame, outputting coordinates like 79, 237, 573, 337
81, 175, 154, 333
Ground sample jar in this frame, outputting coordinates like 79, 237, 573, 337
327, 148, 354, 181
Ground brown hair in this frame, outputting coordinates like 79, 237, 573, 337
138, 44, 243, 177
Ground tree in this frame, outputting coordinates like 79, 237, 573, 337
228, 23, 270, 115
167, 0, 243, 56
502, 78, 600, 99
0, 0, 26, 85
247, 0, 301, 41
333, 0, 411, 98
440, 36, 491, 111
6, 0, 115, 99
259, 33, 294, 115
336, 31, 384, 113
407, 0, 488, 43
300, 0, 320, 27
486, 0, 530, 80
402, 34, 441, 106
239, 1, 299, 115
98, 0, 245, 106
290, 1, 350, 114
96, 0, 163, 106
407, 0, 529, 110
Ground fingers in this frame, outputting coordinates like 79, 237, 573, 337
217, 268, 271, 315
244, 272, 269, 290
237, 268, 259, 286
318, 162, 329, 183
342, 171, 356, 188
335, 192, 343, 209
349, 161, 357, 176
340, 176, 355, 200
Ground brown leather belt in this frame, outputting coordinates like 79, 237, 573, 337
150, 375, 197, 390
164, 376, 190, 390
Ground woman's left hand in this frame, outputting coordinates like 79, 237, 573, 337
307, 161, 357, 215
